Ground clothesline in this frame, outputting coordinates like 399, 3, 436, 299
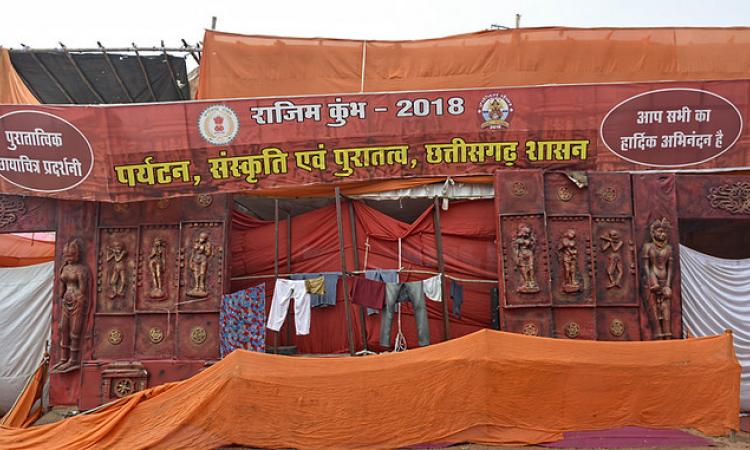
231, 269, 497, 284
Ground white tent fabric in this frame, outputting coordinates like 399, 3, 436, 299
0, 262, 53, 414
350, 180, 494, 200
680, 245, 750, 412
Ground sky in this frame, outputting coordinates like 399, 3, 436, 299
1, 0, 750, 66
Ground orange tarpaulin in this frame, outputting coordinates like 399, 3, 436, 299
0, 49, 37, 105
198, 27, 750, 99
0, 234, 54, 268
0, 358, 47, 428
0, 330, 739, 449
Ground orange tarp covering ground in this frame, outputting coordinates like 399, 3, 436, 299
0, 330, 740, 449
198, 27, 750, 99
0, 49, 38, 104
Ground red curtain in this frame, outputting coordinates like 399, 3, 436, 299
230, 199, 497, 354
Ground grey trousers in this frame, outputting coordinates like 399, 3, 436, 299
379, 281, 430, 347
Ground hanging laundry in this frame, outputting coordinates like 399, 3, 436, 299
381, 281, 430, 347
450, 280, 464, 319
220, 284, 266, 356
289, 272, 340, 307
422, 274, 442, 302
304, 276, 325, 295
267, 279, 311, 335
365, 269, 399, 315
350, 276, 386, 310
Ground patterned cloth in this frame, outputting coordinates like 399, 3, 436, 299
220, 284, 266, 356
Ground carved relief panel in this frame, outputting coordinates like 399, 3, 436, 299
544, 172, 589, 215
596, 307, 641, 341
588, 173, 632, 217
135, 313, 175, 359
92, 316, 135, 360
177, 313, 219, 360
496, 170, 545, 214
96, 228, 137, 313
179, 222, 225, 312
593, 218, 638, 306
553, 308, 595, 340
499, 215, 551, 307
503, 307, 552, 337
137, 225, 180, 312
548, 216, 593, 306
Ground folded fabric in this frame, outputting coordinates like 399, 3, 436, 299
350, 276, 386, 310
450, 280, 464, 318
304, 276, 325, 295
289, 272, 340, 308
422, 274, 442, 302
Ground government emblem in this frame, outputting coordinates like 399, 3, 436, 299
198, 105, 239, 145
478, 93, 513, 130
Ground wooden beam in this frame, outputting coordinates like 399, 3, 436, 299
132, 44, 157, 101
161, 41, 185, 100
97, 42, 134, 102
27, 51, 75, 103
273, 199, 280, 353
348, 199, 368, 351
433, 197, 450, 341
335, 188, 356, 355
60, 43, 105, 103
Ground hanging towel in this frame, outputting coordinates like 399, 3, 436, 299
289, 272, 340, 307
422, 274, 442, 302
350, 276, 386, 310
220, 283, 266, 356
365, 269, 399, 315
304, 276, 326, 296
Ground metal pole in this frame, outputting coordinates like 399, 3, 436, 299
97, 42, 134, 102
273, 199, 280, 353
335, 188, 356, 355
211, 16, 217, 30
286, 212, 292, 345
515, 14, 521, 28
181, 39, 201, 64
433, 197, 450, 341
348, 199, 368, 351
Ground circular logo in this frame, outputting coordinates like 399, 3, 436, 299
0, 110, 94, 192
478, 93, 513, 130
198, 105, 239, 146
599, 186, 618, 203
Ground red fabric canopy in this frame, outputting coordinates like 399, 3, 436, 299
231, 200, 496, 353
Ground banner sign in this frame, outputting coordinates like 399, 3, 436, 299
0, 79, 747, 202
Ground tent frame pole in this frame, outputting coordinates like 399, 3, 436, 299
273, 199, 280, 353
434, 197, 450, 341
347, 199, 369, 351
335, 188, 356, 355
286, 212, 293, 345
